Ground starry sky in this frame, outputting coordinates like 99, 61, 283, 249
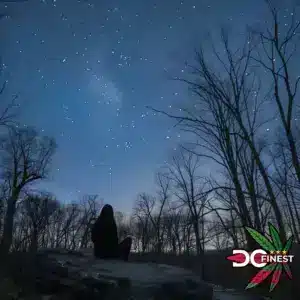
0, 0, 296, 213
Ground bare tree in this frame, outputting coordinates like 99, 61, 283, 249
24, 192, 59, 252
78, 195, 102, 248
150, 28, 287, 243
152, 171, 170, 252
165, 148, 209, 255
0, 81, 18, 129
133, 193, 157, 252
252, 1, 300, 185
132, 171, 170, 253
161, 205, 191, 254
0, 127, 56, 254
131, 210, 152, 253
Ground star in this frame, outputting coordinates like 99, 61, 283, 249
2, 0, 297, 264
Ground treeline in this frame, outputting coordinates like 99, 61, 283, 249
0, 1, 299, 255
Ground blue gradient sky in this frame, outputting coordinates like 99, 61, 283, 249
0, 0, 289, 213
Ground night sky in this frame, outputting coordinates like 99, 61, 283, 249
0, 0, 294, 213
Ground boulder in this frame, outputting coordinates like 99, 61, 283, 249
31, 248, 213, 300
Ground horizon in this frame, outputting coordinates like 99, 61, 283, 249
0, 0, 274, 211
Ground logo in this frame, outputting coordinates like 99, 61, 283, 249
226, 223, 294, 291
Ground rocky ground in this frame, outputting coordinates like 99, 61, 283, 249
0, 249, 274, 300
0, 248, 212, 299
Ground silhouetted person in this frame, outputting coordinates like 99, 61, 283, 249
91, 204, 132, 261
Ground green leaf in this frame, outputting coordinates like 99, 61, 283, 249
268, 223, 282, 251
245, 227, 275, 251
283, 236, 293, 252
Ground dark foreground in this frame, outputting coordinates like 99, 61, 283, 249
0, 248, 297, 300
129, 248, 299, 300
0, 248, 213, 300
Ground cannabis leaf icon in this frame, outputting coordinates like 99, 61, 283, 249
245, 223, 293, 291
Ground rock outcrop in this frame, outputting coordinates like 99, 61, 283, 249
10, 248, 213, 299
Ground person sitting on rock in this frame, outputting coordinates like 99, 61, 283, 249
91, 204, 132, 261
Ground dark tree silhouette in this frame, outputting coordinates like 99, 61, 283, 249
0, 127, 56, 254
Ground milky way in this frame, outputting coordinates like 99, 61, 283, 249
0, 0, 295, 213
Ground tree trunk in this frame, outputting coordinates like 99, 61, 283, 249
193, 220, 203, 255
1, 194, 18, 254
30, 227, 38, 252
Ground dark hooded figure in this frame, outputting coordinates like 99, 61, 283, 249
91, 204, 132, 261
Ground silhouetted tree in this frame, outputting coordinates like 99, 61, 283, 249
165, 148, 209, 255
0, 127, 56, 254
150, 27, 287, 245
24, 192, 59, 252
